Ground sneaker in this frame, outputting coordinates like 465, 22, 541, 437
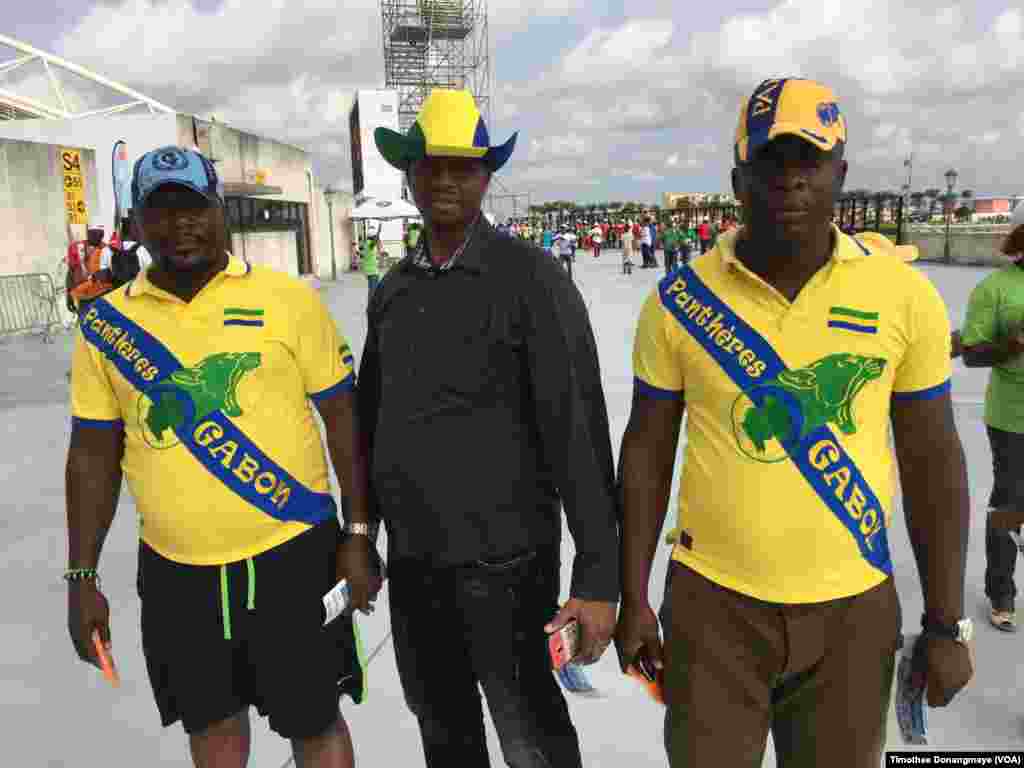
990, 599, 1018, 632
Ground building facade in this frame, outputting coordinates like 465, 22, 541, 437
0, 138, 99, 276
663, 192, 738, 210
0, 112, 354, 279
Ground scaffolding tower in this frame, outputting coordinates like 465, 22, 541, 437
381, 0, 491, 133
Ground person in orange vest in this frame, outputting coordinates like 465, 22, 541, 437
66, 222, 115, 313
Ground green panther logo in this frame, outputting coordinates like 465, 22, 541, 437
138, 352, 261, 449
730, 353, 886, 463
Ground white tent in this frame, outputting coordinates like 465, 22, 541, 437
350, 197, 421, 220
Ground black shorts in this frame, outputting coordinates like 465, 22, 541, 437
137, 518, 366, 738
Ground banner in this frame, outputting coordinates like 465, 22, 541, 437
61, 148, 88, 225
112, 141, 131, 226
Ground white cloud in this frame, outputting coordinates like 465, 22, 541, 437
529, 132, 591, 161
559, 19, 679, 85
513, 164, 601, 185
32, 0, 1024, 204
612, 169, 665, 182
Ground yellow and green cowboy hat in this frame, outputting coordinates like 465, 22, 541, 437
374, 89, 517, 173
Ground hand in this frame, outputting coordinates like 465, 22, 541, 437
336, 536, 385, 615
545, 598, 617, 665
912, 634, 973, 707
989, 506, 1024, 533
614, 599, 664, 675
68, 581, 111, 670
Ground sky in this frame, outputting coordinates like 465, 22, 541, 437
4, 0, 1023, 206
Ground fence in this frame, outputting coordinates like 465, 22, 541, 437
0, 273, 63, 343
903, 225, 1012, 267
834, 195, 905, 242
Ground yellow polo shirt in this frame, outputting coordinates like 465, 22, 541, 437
70, 256, 355, 565
633, 226, 951, 603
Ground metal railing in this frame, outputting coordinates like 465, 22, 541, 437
0, 273, 64, 343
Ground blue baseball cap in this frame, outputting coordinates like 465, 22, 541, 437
131, 146, 224, 210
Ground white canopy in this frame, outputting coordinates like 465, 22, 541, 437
350, 197, 421, 220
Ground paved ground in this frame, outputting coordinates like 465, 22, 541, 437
2, 249, 1021, 767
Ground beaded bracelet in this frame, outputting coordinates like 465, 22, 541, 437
64, 568, 100, 585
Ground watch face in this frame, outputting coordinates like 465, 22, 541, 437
957, 618, 974, 644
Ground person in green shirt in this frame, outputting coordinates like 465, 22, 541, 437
661, 223, 681, 275
361, 231, 381, 304
405, 222, 422, 253
962, 203, 1024, 631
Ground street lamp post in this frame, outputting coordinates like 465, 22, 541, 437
324, 186, 339, 282
943, 168, 958, 264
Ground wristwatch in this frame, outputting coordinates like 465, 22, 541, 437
342, 522, 376, 539
921, 615, 974, 645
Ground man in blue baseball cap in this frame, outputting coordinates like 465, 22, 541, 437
65, 145, 382, 768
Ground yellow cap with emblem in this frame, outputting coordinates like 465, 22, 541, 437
735, 78, 847, 164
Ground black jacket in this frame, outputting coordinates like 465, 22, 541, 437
356, 219, 620, 602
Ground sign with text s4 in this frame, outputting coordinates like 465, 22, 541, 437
61, 148, 88, 225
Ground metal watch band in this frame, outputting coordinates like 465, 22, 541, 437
343, 522, 374, 538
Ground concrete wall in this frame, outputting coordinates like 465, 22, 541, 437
312, 184, 356, 281
0, 139, 99, 276
0, 113, 332, 278
231, 231, 298, 276
182, 115, 321, 275
905, 227, 1013, 266
0, 113, 180, 237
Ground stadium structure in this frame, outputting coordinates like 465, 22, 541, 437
0, 32, 175, 121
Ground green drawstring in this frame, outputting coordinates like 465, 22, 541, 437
246, 558, 255, 611
220, 565, 232, 641
220, 559, 256, 641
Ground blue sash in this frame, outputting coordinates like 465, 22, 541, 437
660, 266, 892, 575
79, 297, 337, 525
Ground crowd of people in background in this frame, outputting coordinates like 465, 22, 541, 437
487, 214, 740, 277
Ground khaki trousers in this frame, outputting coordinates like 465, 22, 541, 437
660, 562, 901, 768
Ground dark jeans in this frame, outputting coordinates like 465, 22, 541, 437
984, 426, 1024, 606
700, 239, 712, 254
389, 549, 582, 768
641, 243, 654, 266
561, 254, 574, 281
664, 248, 678, 275
367, 274, 380, 304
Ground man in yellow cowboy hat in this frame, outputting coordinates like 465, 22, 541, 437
356, 89, 620, 767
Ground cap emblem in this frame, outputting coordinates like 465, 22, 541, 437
817, 102, 840, 127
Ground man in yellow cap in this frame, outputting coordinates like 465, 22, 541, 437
615, 77, 973, 767
357, 89, 619, 767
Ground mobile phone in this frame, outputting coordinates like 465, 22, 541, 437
895, 633, 927, 744
627, 649, 664, 704
548, 619, 581, 671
